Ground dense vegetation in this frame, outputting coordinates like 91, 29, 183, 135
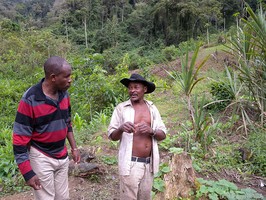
0, 0, 264, 70
0, 0, 265, 199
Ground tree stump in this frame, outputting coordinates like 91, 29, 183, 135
155, 152, 196, 199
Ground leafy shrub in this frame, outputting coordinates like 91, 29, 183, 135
209, 81, 235, 110
128, 52, 153, 70
159, 134, 179, 151
100, 155, 117, 165
102, 46, 125, 71
69, 53, 130, 125
196, 178, 264, 200
153, 163, 171, 193
177, 38, 199, 56
73, 113, 85, 132
244, 130, 266, 176
161, 45, 178, 61
0, 79, 32, 127
0, 18, 21, 32
0, 28, 72, 78
74, 110, 110, 143
0, 128, 24, 195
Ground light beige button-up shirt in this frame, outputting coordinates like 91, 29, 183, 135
108, 99, 167, 175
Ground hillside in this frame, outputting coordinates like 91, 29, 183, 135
1, 48, 265, 200
0, 1, 265, 199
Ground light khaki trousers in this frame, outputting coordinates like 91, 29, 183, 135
30, 147, 69, 200
120, 162, 153, 200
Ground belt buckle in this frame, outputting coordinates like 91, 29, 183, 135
145, 157, 150, 164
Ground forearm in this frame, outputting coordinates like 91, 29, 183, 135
67, 132, 80, 163
152, 129, 166, 141
13, 142, 35, 181
13, 132, 34, 181
109, 127, 123, 141
67, 132, 78, 149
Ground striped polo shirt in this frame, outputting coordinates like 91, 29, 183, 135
13, 78, 73, 181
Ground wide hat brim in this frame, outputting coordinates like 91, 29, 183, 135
120, 74, 156, 94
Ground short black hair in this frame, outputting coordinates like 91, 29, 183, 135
44, 56, 67, 78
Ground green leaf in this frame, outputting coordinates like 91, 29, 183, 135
169, 147, 184, 154
208, 192, 219, 200
153, 178, 165, 192
161, 166, 171, 173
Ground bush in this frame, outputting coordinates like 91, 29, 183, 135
209, 81, 234, 110
161, 45, 178, 61
244, 130, 266, 176
196, 178, 264, 200
0, 79, 32, 127
0, 128, 24, 195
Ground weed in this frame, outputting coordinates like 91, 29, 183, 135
0, 128, 25, 195
196, 178, 264, 200
244, 129, 266, 176
159, 134, 179, 151
161, 45, 179, 61
88, 174, 101, 183
73, 113, 85, 131
153, 163, 171, 193
100, 155, 117, 165
209, 80, 235, 110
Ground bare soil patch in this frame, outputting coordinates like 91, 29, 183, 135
0, 146, 120, 200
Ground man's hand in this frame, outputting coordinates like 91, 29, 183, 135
110, 122, 136, 141
119, 122, 135, 133
26, 175, 42, 190
71, 149, 81, 164
135, 122, 153, 136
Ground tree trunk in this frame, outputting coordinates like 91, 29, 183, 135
64, 16, 68, 42
84, 17, 88, 49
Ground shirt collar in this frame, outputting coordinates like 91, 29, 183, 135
34, 78, 65, 102
34, 78, 46, 101
124, 99, 153, 107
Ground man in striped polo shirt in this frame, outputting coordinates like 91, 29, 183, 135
13, 56, 81, 200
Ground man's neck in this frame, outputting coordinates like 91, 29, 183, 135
131, 99, 145, 106
42, 80, 58, 100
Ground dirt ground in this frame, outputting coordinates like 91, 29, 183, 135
1, 49, 265, 199
0, 140, 121, 200
0, 175, 119, 200
0, 144, 121, 200
1, 151, 265, 200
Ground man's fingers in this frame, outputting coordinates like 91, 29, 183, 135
34, 179, 42, 190
74, 154, 81, 163
124, 122, 135, 133
26, 176, 42, 190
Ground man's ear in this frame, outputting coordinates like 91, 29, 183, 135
50, 73, 56, 82
144, 86, 147, 93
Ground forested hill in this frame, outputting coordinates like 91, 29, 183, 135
0, 0, 263, 55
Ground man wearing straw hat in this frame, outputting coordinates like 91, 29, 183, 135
108, 73, 167, 200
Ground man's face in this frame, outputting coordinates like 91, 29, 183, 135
128, 82, 147, 102
53, 63, 72, 91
